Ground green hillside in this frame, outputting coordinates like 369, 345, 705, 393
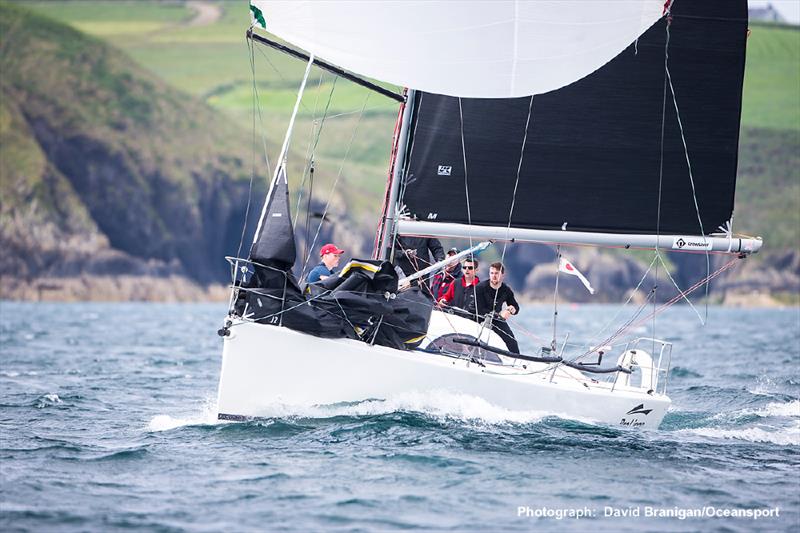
23, 0, 400, 211
0, 2, 258, 282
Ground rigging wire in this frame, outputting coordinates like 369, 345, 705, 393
234, 30, 274, 268
569, 256, 739, 358
235, 33, 259, 263
653, 7, 671, 358
456, 98, 480, 328
254, 43, 313, 115
300, 92, 372, 280
580, 254, 659, 353
294, 70, 325, 266
661, 3, 712, 324
292, 75, 339, 230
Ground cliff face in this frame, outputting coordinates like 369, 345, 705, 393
0, 4, 263, 288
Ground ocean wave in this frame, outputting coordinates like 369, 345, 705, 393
1, 370, 39, 377
748, 400, 800, 418
679, 423, 800, 446
35, 393, 62, 408
706, 399, 800, 423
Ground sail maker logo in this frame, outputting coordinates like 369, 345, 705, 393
437, 165, 452, 176
672, 237, 712, 251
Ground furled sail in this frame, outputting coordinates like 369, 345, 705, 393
250, 166, 296, 266
249, 0, 665, 98
399, 0, 748, 239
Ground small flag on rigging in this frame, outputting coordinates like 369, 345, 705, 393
559, 257, 595, 295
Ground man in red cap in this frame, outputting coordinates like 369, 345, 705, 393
306, 243, 345, 283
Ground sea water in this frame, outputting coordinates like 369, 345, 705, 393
1, 301, 798, 532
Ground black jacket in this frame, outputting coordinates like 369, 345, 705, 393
392, 236, 445, 277
469, 280, 520, 317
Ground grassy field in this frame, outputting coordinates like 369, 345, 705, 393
742, 23, 800, 131
19, 1, 800, 252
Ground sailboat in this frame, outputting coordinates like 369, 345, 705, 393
215, 0, 762, 429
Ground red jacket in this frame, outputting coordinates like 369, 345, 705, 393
441, 276, 480, 309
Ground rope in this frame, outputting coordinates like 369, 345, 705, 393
663, 5, 712, 323
292, 76, 338, 269
571, 256, 739, 356
235, 35, 263, 263
300, 92, 372, 281
654, 8, 671, 356
576, 254, 659, 356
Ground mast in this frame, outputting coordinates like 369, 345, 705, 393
378, 89, 416, 260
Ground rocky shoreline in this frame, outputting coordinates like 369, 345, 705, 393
2, 273, 795, 308
0, 275, 229, 303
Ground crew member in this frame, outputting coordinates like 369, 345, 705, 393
306, 243, 344, 283
469, 262, 520, 353
392, 236, 445, 293
439, 257, 479, 310
431, 247, 461, 300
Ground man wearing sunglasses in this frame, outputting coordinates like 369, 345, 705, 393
438, 257, 480, 310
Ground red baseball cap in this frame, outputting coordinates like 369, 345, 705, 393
320, 243, 344, 256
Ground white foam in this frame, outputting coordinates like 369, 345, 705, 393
147, 398, 220, 432
709, 400, 800, 422
1, 370, 39, 377
680, 423, 800, 446
36, 393, 62, 408
256, 390, 558, 425
751, 400, 800, 418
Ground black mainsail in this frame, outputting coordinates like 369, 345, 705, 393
397, 0, 751, 246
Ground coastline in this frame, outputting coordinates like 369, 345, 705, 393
0, 275, 229, 303
1, 275, 796, 308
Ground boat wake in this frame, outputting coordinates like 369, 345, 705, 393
146, 390, 597, 432
146, 397, 220, 432
673, 399, 800, 446
253, 390, 556, 425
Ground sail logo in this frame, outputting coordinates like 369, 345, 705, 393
625, 404, 652, 416
672, 237, 712, 251
427, 213, 438, 220
437, 165, 452, 176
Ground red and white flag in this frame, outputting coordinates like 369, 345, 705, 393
559, 257, 595, 294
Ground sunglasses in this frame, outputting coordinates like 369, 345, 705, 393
462, 265, 475, 270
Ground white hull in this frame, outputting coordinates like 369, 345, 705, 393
216, 311, 671, 429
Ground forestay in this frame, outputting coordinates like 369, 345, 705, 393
249, 0, 665, 98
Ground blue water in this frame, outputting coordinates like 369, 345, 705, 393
1, 302, 798, 532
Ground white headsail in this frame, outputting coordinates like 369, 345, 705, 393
250, 0, 666, 97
